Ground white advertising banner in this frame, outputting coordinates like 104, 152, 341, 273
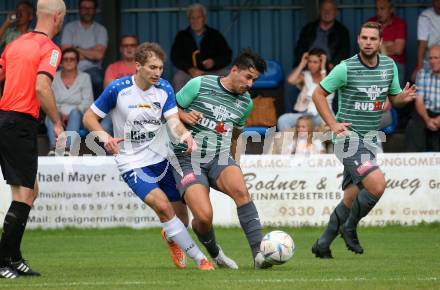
241, 154, 440, 227
0, 154, 439, 229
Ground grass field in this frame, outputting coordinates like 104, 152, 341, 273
0, 224, 439, 290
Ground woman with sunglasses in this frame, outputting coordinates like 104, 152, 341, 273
46, 47, 93, 156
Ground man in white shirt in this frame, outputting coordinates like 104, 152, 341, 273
412, 0, 440, 80
61, 0, 108, 99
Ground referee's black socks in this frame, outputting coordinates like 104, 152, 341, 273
0, 201, 31, 265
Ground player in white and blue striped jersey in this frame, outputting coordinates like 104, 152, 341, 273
83, 42, 214, 270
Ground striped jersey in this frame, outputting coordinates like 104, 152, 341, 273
174, 75, 253, 157
91, 76, 178, 173
320, 54, 401, 142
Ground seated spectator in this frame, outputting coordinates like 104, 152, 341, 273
171, 3, 232, 91
369, 0, 407, 85
294, 0, 349, 69
0, 0, 34, 52
61, 0, 108, 99
104, 34, 138, 87
271, 115, 326, 155
406, 45, 440, 152
46, 48, 93, 156
278, 48, 333, 131
412, 0, 440, 81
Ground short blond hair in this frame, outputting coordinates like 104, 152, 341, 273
37, 0, 66, 15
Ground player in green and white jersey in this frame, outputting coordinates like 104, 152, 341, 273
311, 22, 417, 258
171, 49, 272, 269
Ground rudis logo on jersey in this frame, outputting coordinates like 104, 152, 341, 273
354, 85, 388, 111
357, 85, 388, 101
197, 103, 237, 134
215, 121, 227, 133
128, 103, 152, 109
203, 103, 239, 122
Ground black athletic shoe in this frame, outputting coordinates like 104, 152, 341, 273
340, 226, 364, 254
10, 259, 41, 276
0, 266, 19, 279
311, 240, 333, 259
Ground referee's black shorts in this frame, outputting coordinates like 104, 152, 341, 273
0, 110, 38, 189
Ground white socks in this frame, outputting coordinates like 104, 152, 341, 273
162, 216, 206, 264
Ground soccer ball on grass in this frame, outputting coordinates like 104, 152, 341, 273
260, 230, 295, 265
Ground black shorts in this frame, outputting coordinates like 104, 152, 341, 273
0, 110, 38, 189
334, 139, 379, 190
171, 151, 239, 196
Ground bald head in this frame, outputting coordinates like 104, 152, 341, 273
37, 0, 66, 16
430, 45, 440, 53
35, 0, 66, 38
429, 45, 440, 73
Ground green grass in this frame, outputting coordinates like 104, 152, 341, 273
1, 224, 439, 290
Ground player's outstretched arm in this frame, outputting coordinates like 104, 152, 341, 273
83, 109, 122, 154
389, 82, 417, 108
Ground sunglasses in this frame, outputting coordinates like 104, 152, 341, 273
62, 57, 77, 62
121, 44, 137, 48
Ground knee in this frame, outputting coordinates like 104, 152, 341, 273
231, 188, 251, 206
193, 210, 213, 230
154, 199, 174, 221
365, 180, 386, 196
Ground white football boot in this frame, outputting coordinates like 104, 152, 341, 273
214, 246, 238, 269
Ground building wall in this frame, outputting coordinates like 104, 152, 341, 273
0, 0, 432, 81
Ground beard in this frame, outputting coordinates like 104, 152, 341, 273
360, 48, 379, 60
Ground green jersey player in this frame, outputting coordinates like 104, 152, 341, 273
311, 22, 417, 258
171, 49, 272, 269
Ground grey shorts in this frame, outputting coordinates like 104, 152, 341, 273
171, 151, 239, 196
335, 140, 379, 190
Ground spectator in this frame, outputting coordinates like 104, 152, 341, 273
406, 45, 440, 152
368, 0, 407, 85
278, 48, 333, 131
294, 0, 349, 69
61, 0, 108, 99
0, 1, 34, 52
170, 3, 232, 91
412, 0, 440, 81
272, 115, 325, 155
46, 48, 93, 156
104, 34, 138, 87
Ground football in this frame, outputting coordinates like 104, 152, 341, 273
260, 230, 295, 265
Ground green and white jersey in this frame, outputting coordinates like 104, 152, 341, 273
174, 75, 253, 157
320, 54, 402, 143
